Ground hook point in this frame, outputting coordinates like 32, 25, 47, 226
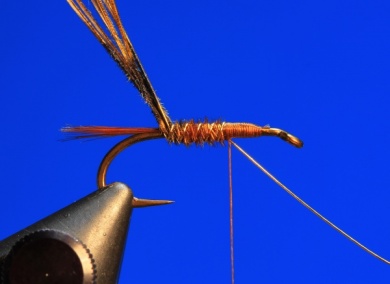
132, 197, 174, 208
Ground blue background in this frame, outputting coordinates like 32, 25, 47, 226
1, 1, 390, 283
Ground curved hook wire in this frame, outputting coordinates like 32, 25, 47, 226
97, 131, 174, 208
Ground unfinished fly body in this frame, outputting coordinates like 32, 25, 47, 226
64, 0, 302, 149
63, 121, 303, 147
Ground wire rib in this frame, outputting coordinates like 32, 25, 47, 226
230, 140, 390, 265
228, 141, 235, 284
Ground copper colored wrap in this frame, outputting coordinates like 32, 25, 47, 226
222, 123, 264, 139
62, 121, 302, 148
167, 120, 226, 145
166, 120, 303, 148
167, 121, 264, 146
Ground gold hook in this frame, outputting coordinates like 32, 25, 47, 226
97, 132, 174, 208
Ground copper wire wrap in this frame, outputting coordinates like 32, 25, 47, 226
166, 120, 264, 146
62, 120, 303, 148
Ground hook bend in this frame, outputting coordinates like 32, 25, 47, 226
97, 132, 173, 208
